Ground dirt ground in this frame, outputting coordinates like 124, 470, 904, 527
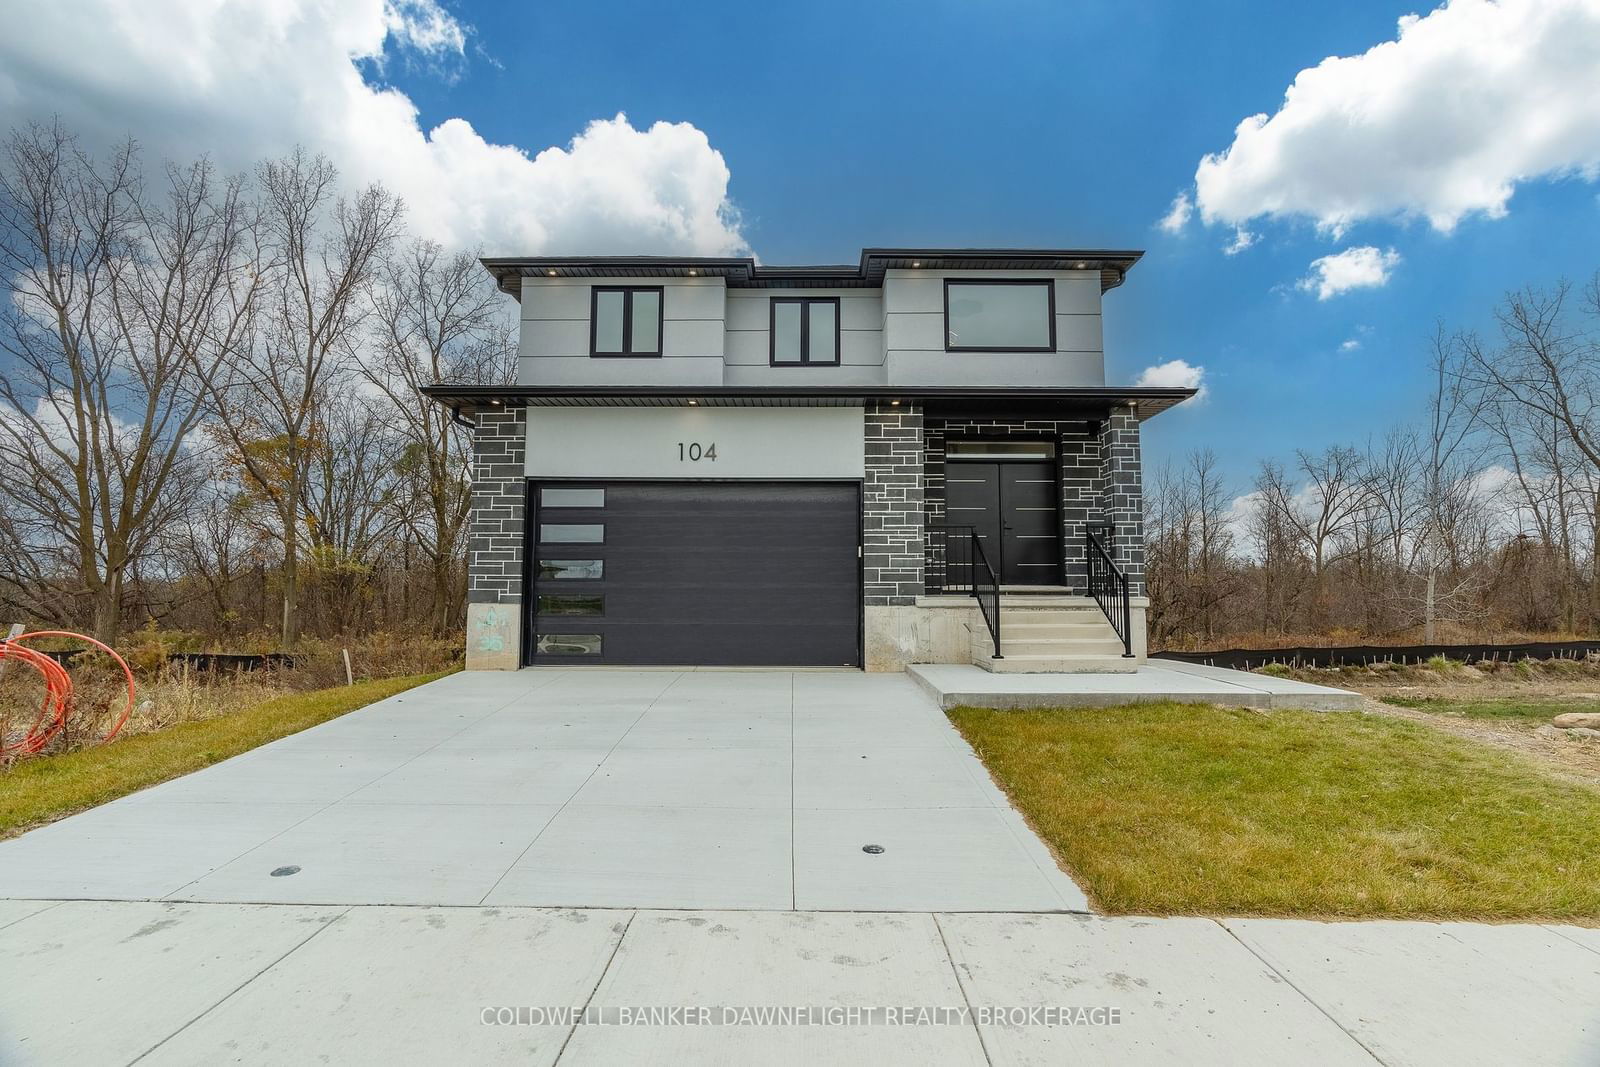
1280, 659, 1600, 784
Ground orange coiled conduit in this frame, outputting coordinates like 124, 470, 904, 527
0, 631, 136, 757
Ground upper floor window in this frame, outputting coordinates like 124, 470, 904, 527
943, 279, 1055, 352
770, 297, 839, 366
591, 286, 663, 357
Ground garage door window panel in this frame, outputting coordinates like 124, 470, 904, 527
537, 594, 604, 616
538, 559, 603, 580
540, 487, 605, 508
539, 524, 604, 544
537, 634, 603, 655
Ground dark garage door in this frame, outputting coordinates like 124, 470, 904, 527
527, 482, 860, 667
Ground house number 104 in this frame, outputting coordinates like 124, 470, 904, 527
677, 442, 717, 462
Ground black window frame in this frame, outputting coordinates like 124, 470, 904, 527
590, 285, 665, 358
769, 297, 842, 367
942, 278, 1056, 353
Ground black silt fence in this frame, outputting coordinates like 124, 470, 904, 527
167, 652, 298, 672
1153, 641, 1600, 671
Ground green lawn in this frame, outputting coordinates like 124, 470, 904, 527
0, 670, 451, 839
950, 702, 1600, 920
1379, 695, 1593, 720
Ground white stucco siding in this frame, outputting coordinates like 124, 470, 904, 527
523, 406, 866, 480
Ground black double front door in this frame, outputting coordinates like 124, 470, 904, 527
944, 461, 1061, 585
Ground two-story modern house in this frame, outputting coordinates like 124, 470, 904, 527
423, 249, 1194, 673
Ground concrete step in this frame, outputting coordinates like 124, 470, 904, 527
1001, 621, 1118, 639
1001, 607, 1105, 624
997, 638, 1130, 657
996, 595, 1095, 608
974, 653, 1140, 674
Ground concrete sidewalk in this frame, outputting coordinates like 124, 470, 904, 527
2, 900, 1596, 1065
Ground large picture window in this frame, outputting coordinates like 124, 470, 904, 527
943, 280, 1055, 352
590, 286, 663, 357
770, 297, 840, 366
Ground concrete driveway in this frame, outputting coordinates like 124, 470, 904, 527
0, 669, 1085, 912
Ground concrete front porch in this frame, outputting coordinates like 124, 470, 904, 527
908, 659, 1363, 711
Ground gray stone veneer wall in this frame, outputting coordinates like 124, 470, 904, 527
466, 408, 527, 605
924, 412, 1145, 594
1097, 405, 1145, 596
863, 402, 924, 605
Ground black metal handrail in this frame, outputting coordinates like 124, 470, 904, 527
968, 529, 1002, 659
926, 523, 1001, 658
925, 523, 974, 594
1086, 526, 1133, 657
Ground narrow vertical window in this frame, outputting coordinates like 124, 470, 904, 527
769, 297, 841, 366
591, 286, 664, 357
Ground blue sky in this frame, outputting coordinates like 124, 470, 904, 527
5, 0, 1599, 493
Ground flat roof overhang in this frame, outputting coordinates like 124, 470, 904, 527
420, 384, 1196, 425
482, 247, 1144, 298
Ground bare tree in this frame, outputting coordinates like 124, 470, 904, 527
1146, 449, 1236, 645
360, 239, 513, 634
201, 149, 402, 648
0, 124, 254, 640
301, 394, 404, 635
1464, 280, 1600, 630
1345, 429, 1417, 634
1257, 446, 1369, 631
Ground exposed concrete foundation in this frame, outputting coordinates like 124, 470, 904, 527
863, 603, 980, 672
465, 601, 521, 671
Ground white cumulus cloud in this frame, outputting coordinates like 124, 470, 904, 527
1157, 191, 1193, 233
1192, 0, 1600, 235
1298, 247, 1402, 300
0, 0, 747, 256
1135, 358, 1207, 401
382, 0, 467, 60
1222, 227, 1257, 256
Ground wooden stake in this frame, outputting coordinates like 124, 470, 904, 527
342, 648, 354, 687
0, 622, 22, 681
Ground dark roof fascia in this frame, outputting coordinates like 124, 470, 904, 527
420, 384, 1194, 422
481, 248, 1145, 298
